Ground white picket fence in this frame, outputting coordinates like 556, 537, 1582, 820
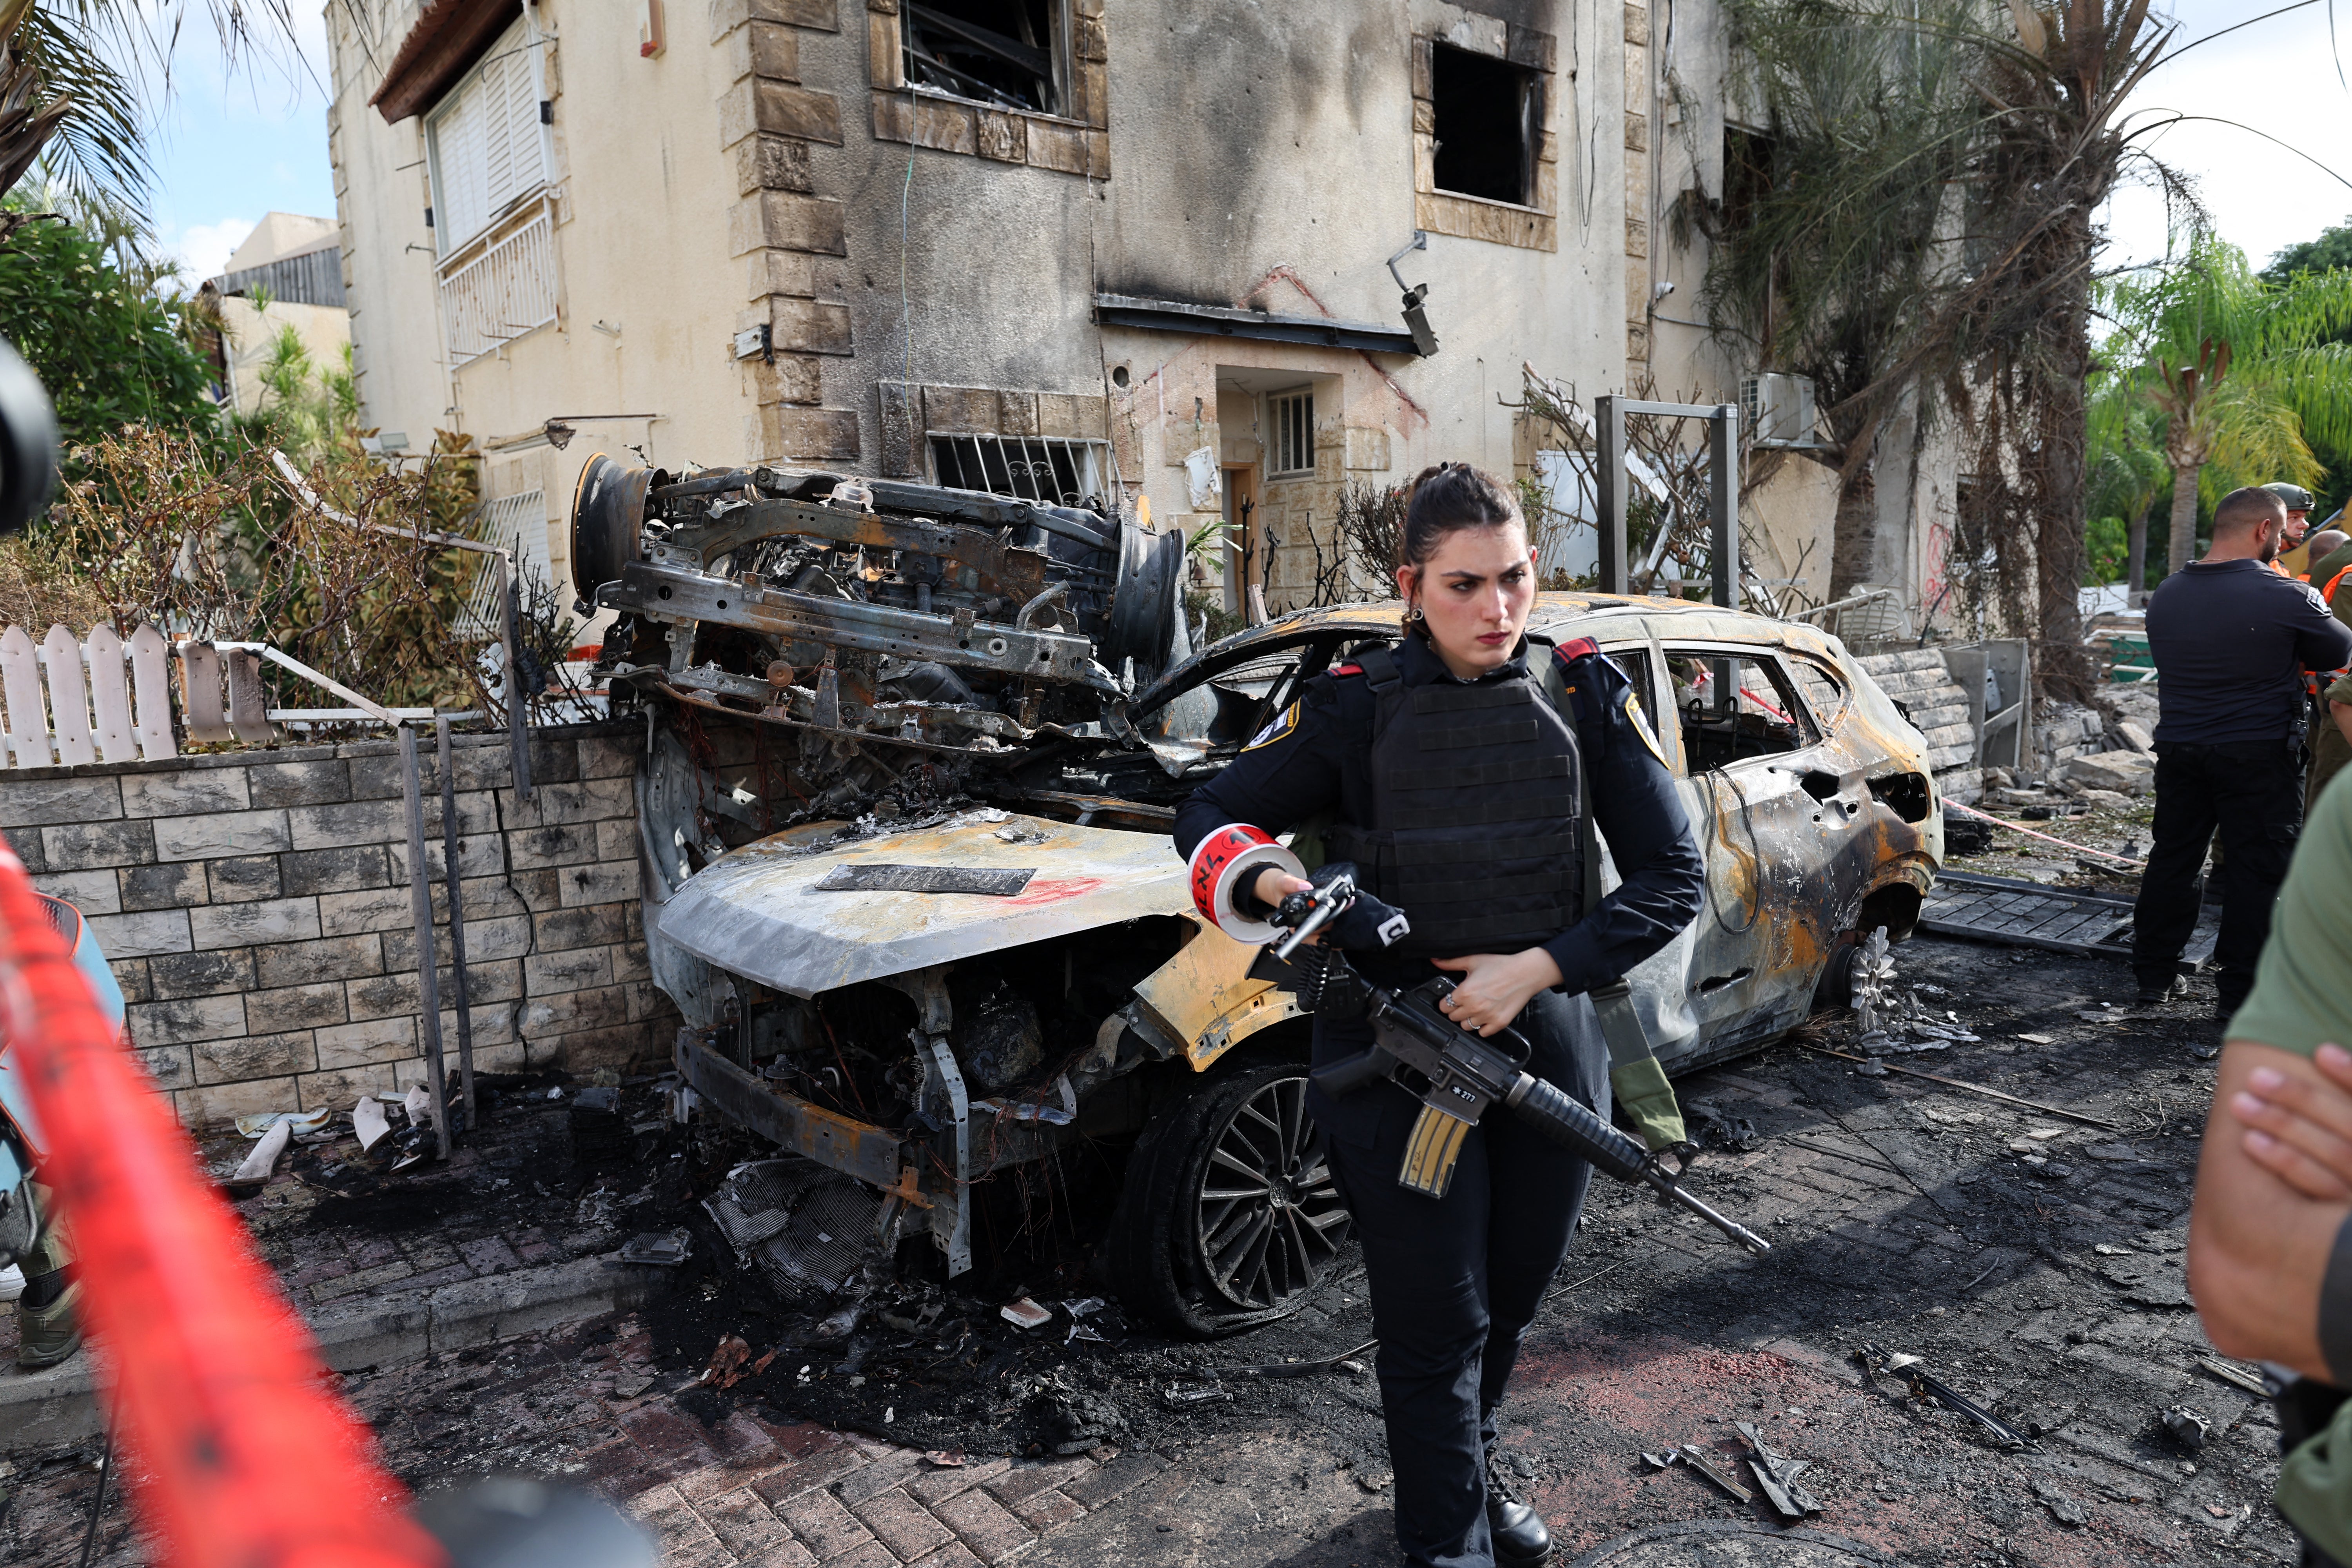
0, 621, 429, 770
0, 623, 181, 769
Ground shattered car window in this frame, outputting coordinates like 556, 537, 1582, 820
1786, 657, 1851, 731
1667, 649, 1814, 769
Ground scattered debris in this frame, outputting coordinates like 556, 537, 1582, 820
1001, 1298, 1054, 1330
1805, 1048, 2120, 1128
1161, 1383, 1232, 1407
351, 1096, 390, 1152
235, 1109, 332, 1139
2162, 1406, 2214, 1450
1641, 1450, 1680, 1470
924, 1450, 966, 1468
1859, 1345, 2029, 1449
619, 1229, 693, 1267
1230, 1339, 1379, 1379
611, 1372, 656, 1400
2032, 1477, 2090, 1527
1677, 1444, 1757, 1503
224, 1118, 293, 1195
700, 1335, 757, 1389
1734, 1422, 1823, 1517
2199, 1356, 2271, 1397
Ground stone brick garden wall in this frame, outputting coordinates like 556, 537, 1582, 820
1, 721, 675, 1127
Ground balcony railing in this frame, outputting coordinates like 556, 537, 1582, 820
438, 203, 557, 367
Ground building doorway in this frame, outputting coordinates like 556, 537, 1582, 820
1221, 464, 1258, 619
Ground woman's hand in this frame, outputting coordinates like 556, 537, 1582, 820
1431, 949, 1563, 1036
2233, 1042, 2352, 1201
1250, 867, 1316, 937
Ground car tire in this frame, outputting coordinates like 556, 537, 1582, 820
1107, 1054, 1354, 1338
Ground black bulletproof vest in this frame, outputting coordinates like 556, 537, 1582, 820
1322, 646, 1583, 958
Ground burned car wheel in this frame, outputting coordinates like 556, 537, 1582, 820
1109, 1056, 1353, 1337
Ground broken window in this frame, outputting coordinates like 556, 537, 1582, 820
1666, 650, 1813, 769
1430, 44, 1538, 206
1785, 657, 1851, 731
1267, 389, 1315, 478
902, 1, 1063, 115
1720, 126, 1775, 234
929, 434, 1108, 508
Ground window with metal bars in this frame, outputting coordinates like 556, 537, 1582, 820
1267, 390, 1316, 478
929, 434, 1109, 508
902, 0, 1063, 115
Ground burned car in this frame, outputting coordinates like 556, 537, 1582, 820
573, 456, 1941, 1335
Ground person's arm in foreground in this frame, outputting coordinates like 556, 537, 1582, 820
2190, 1041, 2345, 1380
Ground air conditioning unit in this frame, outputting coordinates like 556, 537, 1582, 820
1740, 372, 1818, 448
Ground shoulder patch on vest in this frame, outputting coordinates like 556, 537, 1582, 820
1243, 701, 1302, 752
1623, 690, 1668, 767
1555, 636, 1600, 663
1330, 662, 1364, 677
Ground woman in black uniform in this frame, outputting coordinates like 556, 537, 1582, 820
1171, 465, 1705, 1568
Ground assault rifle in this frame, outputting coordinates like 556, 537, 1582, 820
1271, 877, 1769, 1254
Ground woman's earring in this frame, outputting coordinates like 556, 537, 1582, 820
1407, 601, 1425, 624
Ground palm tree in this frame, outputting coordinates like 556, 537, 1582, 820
2084, 370, 2169, 591
2102, 236, 2352, 578
0, 1, 302, 220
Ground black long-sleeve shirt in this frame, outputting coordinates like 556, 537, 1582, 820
1171, 632, 1704, 993
2147, 559, 2352, 744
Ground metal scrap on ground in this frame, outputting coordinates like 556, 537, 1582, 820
1734, 1421, 1823, 1517
1805, 1048, 2120, 1130
1859, 1345, 2029, 1449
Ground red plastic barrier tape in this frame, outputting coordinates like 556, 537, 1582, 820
0, 847, 444, 1568
1186, 823, 1305, 943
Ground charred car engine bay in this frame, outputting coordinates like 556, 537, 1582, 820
575, 454, 1338, 1337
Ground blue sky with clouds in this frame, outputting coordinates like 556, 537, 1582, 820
141, 2, 2350, 286
147, 2, 334, 284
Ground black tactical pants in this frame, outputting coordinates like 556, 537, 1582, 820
2132, 739, 2305, 1013
1314, 989, 1607, 1568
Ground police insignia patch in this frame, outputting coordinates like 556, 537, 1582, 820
1244, 701, 1301, 752
1624, 691, 1668, 766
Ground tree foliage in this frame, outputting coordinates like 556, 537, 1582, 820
1704, 0, 2176, 696
2266, 216, 2352, 286
0, 199, 216, 449
2099, 234, 2352, 574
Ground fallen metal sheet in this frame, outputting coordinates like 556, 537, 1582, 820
813, 864, 1036, 896
1921, 870, 2216, 966
705, 1158, 886, 1308
657, 812, 1188, 997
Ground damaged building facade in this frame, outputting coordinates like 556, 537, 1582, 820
324, 0, 1964, 624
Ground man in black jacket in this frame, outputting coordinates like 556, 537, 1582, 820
2134, 486, 2352, 1014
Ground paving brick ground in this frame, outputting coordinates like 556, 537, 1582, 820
0, 936, 2314, 1564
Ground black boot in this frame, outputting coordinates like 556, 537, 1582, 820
1486, 1497, 1551, 1566
1485, 1452, 1551, 1566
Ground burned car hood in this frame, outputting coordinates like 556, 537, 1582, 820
654, 812, 1188, 996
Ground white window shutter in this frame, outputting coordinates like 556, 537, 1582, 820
428, 16, 542, 252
